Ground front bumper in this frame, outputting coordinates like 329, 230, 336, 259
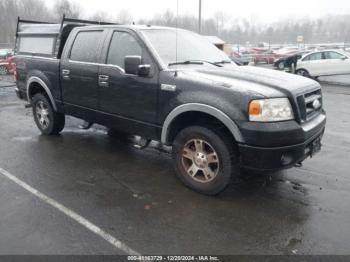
238, 113, 326, 171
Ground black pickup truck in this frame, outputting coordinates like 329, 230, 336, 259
14, 17, 326, 195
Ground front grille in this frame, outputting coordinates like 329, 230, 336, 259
297, 89, 322, 122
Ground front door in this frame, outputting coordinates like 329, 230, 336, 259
304, 52, 325, 76
98, 30, 159, 138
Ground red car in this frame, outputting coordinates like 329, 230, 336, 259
0, 52, 15, 75
251, 50, 278, 64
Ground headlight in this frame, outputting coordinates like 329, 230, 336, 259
249, 98, 294, 122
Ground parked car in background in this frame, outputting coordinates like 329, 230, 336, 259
274, 51, 309, 70
0, 49, 15, 75
296, 50, 350, 77
274, 47, 299, 55
251, 50, 277, 64
229, 55, 243, 66
229, 51, 252, 65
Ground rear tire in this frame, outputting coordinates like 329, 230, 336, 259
172, 126, 239, 195
32, 93, 65, 135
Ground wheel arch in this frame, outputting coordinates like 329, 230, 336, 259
26, 76, 57, 111
161, 103, 244, 145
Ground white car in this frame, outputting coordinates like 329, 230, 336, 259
296, 49, 350, 77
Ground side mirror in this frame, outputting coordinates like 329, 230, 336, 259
341, 56, 348, 60
125, 56, 141, 75
124, 56, 151, 76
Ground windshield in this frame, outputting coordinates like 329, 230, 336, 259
141, 28, 231, 66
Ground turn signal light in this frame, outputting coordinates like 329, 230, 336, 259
249, 101, 261, 116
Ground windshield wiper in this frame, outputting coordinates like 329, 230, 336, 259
168, 60, 223, 67
168, 60, 204, 66
213, 60, 232, 65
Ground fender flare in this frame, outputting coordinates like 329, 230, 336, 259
161, 103, 245, 145
26, 76, 58, 111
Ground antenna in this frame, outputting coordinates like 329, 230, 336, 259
198, 0, 202, 34
175, 0, 179, 77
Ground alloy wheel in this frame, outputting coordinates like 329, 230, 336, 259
181, 139, 220, 183
35, 101, 50, 129
278, 62, 285, 70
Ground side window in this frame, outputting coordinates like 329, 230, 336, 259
70, 31, 103, 63
107, 31, 142, 69
324, 51, 343, 59
304, 52, 322, 61
302, 55, 311, 61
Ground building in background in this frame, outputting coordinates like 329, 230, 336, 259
203, 35, 232, 55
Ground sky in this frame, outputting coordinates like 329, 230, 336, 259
44, 0, 350, 23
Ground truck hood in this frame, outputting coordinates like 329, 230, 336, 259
181, 65, 320, 97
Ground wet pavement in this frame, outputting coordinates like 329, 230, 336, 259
0, 78, 350, 255
318, 75, 350, 86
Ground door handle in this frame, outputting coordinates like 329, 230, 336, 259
62, 69, 70, 80
99, 75, 109, 81
98, 75, 109, 87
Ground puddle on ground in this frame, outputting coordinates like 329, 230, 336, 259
11, 136, 34, 142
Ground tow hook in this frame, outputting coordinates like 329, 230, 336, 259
295, 162, 303, 167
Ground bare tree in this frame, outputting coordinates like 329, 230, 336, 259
0, 0, 51, 46
88, 11, 112, 23
213, 11, 228, 35
53, 0, 82, 20
116, 9, 133, 24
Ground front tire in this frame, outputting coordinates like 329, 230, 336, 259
296, 69, 310, 78
32, 93, 65, 135
172, 126, 239, 195
277, 62, 285, 70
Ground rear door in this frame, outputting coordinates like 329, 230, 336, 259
60, 30, 105, 112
